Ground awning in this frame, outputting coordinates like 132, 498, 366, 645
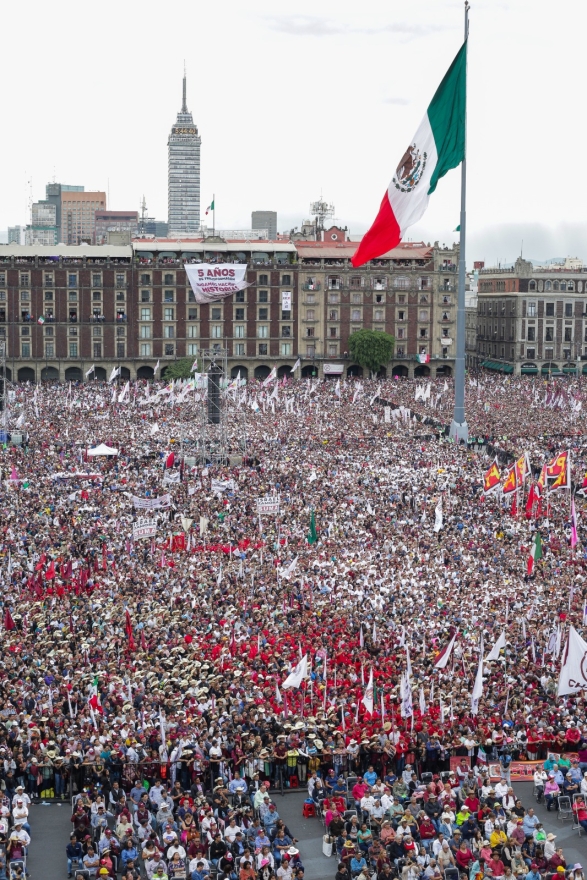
563, 364, 577, 373
87, 443, 119, 456
481, 360, 513, 373
521, 366, 538, 374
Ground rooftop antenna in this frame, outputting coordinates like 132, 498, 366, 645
309, 196, 335, 240
139, 195, 148, 234
521, 239, 523, 258
182, 62, 187, 113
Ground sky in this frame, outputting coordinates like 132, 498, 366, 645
2, 0, 587, 264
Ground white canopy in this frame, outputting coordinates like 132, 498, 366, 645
87, 443, 119, 457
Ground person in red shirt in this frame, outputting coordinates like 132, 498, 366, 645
455, 842, 474, 871
488, 854, 506, 878
566, 723, 581, 747
352, 779, 368, 810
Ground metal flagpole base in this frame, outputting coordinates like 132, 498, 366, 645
449, 419, 469, 444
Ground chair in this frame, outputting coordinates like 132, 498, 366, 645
347, 776, 358, 790
557, 795, 573, 822
572, 794, 583, 835
302, 801, 316, 818
344, 810, 358, 821
420, 772, 433, 786
444, 868, 460, 880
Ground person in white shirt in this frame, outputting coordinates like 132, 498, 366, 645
224, 819, 243, 843
360, 794, 375, 821
188, 857, 211, 875
12, 788, 30, 810
494, 780, 509, 799
167, 841, 186, 860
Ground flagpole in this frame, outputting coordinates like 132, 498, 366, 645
449, 0, 470, 445
213, 193, 215, 238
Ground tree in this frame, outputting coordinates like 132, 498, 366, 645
348, 329, 395, 375
161, 358, 195, 381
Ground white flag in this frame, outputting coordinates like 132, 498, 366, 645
419, 685, 427, 716
362, 668, 374, 715
263, 367, 277, 387
434, 632, 457, 669
282, 655, 308, 690
433, 498, 443, 533
85, 364, 95, 378
471, 636, 484, 715
118, 380, 130, 403
291, 358, 301, 373
275, 682, 283, 704
154, 360, 160, 375
486, 631, 506, 662
335, 379, 341, 398
108, 366, 120, 383
558, 626, 587, 695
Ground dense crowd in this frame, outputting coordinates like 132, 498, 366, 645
0, 373, 585, 880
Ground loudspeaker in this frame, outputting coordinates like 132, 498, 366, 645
207, 363, 222, 425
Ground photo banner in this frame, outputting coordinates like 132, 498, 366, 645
185, 264, 251, 304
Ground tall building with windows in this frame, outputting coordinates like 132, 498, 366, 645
61, 190, 107, 244
168, 73, 201, 236
252, 211, 277, 241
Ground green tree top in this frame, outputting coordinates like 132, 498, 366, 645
348, 329, 395, 375
161, 358, 195, 380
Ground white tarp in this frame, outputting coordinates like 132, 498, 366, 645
558, 625, 587, 695
87, 443, 119, 456
184, 264, 251, 304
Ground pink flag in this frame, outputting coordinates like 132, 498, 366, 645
571, 497, 578, 549
9, 466, 18, 482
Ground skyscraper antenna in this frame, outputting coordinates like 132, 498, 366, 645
182, 63, 187, 113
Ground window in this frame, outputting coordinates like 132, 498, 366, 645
259, 343, 268, 355
398, 310, 405, 321
397, 327, 405, 339
140, 326, 151, 339
527, 302, 536, 317
235, 290, 245, 303
306, 345, 315, 357
352, 293, 362, 304
44, 273, 53, 286
141, 290, 150, 302
553, 281, 560, 291
328, 343, 338, 356
306, 293, 316, 304
281, 343, 292, 356
419, 277, 429, 289
259, 274, 268, 285
21, 343, 30, 357
187, 325, 198, 338
164, 326, 175, 338
116, 273, 126, 287
373, 277, 386, 290
211, 325, 222, 338
211, 307, 222, 320
257, 325, 269, 338
419, 310, 428, 321
564, 327, 572, 342
93, 342, 102, 358
20, 273, 29, 286
164, 274, 174, 285
92, 291, 101, 302
259, 291, 268, 303
529, 280, 536, 291
188, 307, 198, 320
306, 327, 315, 338
258, 307, 268, 320
140, 273, 151, 285
44, 291, 53, 301
69, 327, 77, 336
328, 292, 340, 303
328, 276, 340, 290
68, 273, 77, 288
140, 343, 151, 356
164, 343, 174, 356
351, 309, 361, 321
545, 347, 554, 359
545, 327, 554, 341
116, 343, 125, 358
235, 308, 245, 320
329, 327, 337, 338
164, 290, 174, 302
235, 325, 245, 338
306, 309, 315, 321
527, 348, 536, 358
93, 326, 102, 337
188, 343, 198, 355
527, 327, 535, 341
419, 328, 427, 338
374, 309, 384, 321
188, 290, 196, 302
329, 310, 338, 320
20, 291, 30, 301
164, 307, 174, 321
565, 303, 573, 317
282, 274, 291, 286
396, 346, 405, 357
393, 276, 409, 289
44, 326, 54, 337
141, 308, 151, 321
234, 342, 245, 355
546, 302, 555, 316
92, 274, 101, 287
281, 326, 291, 337
397, 294, 406, 304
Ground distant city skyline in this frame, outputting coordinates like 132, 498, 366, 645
0, 1, 586, 263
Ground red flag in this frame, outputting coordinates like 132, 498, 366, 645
141, 628, 147, 651
525, 484, 536, 519
128, 632, 136, 652
44, 560, 55, 580
125, 610, 133, 638
35, 553, 47, 572
166, 452, 175, 469
511, 494, 517, 517
4, 608, 15, 631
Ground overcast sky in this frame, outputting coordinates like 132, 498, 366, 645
2, 0, 586, 264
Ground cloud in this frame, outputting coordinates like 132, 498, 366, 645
384, 97, 410, 105
265, 15, 445, 39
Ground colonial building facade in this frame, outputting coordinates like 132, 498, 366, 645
476, 257, 587, 376
0, 235, 460, 382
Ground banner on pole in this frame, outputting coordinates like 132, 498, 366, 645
257, 494, 280, 516
185, 264, 251, 304
131, 493, 171, 510
133, 517, 158, 541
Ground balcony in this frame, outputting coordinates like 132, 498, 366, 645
302, 282, 321, 291
439, 284, 456, 292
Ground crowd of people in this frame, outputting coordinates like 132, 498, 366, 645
0, 372, 585, 880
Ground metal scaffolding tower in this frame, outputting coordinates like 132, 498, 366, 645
193, 348, 248, 466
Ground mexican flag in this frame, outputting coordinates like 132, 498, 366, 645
205, 200, 215, 215
527, 532, 543, 575
307, 510, 317, 545
88, 676, 103, 714
37, 315, 45, 325
352, 41, 467, 268
416, 353, 430, 364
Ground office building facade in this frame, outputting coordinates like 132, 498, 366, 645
252, 211, 277, 241
168, 75, 201, 236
